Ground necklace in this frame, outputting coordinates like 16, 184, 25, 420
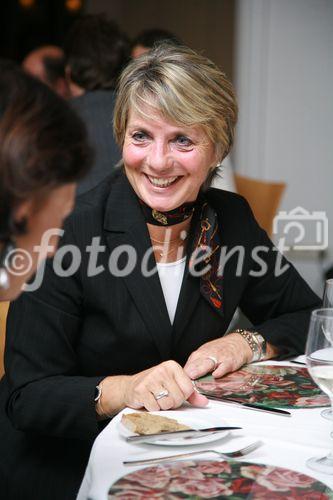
151, 232, 188, 258
154, 242, 186, 259
150, 230, 188, 245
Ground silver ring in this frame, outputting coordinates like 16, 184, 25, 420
207, 355, 218, 371
154, 389, 169, 401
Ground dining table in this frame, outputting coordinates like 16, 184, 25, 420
77, 357, 333, 499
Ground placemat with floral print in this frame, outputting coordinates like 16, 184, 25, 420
108, 460, 332, 499
195, 365, 329, 408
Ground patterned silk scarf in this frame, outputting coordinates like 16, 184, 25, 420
140, 197, 223, 315
189, 201, 223, 315
139, 199, 195, 226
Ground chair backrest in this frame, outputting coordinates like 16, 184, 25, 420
234, 174, 286, 236
0, 301, 9, 377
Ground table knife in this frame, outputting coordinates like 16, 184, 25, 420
201, 393, 291, 416
126, 426, 242, 443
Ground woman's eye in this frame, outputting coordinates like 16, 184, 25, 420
132, 131, 148, 142
176, 135, 192, 147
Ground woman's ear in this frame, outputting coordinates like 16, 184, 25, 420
11, 200, 35, 235
66, 65, 85, 98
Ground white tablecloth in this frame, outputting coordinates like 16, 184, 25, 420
77, 360, 333, 499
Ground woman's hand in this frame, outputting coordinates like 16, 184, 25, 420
123, 360, 208, 411
97, 361, 208, 417
184, 333, 253, 380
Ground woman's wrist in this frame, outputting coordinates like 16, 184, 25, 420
95, 380, 112, 420
233, 329, 267, 362
230, 329, 279, 363
95, 375, 130, 419
226, 331, 253, 364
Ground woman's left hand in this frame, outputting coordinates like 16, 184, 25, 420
184, 332, 253, 380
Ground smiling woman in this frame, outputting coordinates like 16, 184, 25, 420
0, 45, 321, 500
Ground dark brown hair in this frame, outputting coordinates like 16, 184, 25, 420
0, 60, 92, 240
131, 29, 182, 51
64, 14, 130, 91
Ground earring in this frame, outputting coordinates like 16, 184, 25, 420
0, 268, 9, 290
0, 239, 15, 290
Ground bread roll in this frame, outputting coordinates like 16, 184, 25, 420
121, 412, 191, 435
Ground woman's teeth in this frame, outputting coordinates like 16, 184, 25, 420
147, 176, 178, 187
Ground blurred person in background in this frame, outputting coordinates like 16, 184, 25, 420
22, 45, 70, 99
131, 28, 182, 58
0, 59, 92, 302
65, 14, 130, 195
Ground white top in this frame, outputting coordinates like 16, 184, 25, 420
156, 257, 186, 324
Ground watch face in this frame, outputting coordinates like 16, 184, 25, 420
255, 333, 267, 353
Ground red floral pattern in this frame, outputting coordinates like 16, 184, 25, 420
169, 477, 232, 497
108, 461, 332, 499
195, 365, 330, 409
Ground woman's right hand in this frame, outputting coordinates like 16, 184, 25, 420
123, 360, 208, 411
98, 361, 208, 416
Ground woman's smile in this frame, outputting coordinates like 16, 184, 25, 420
145, 174, 180, 188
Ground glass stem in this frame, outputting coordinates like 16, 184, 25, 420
329, 397, 333, 459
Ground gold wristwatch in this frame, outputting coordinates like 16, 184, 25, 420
234, 329, 267, 362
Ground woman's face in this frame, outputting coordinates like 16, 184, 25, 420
122, 108, 216, 212
0, 183, 76, 301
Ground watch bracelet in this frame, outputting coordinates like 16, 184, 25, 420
234, 328, 264, 362
95, 383, 113, 419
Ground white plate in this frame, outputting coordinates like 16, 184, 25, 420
118, 412, 230, 446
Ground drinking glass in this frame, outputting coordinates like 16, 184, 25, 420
323, 279, 333, 308
306, 308, 333, 474
321, 279, 333, 420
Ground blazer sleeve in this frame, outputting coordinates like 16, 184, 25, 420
5, 223, 105, 441
237, 199, 321, 356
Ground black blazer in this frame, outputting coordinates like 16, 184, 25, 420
0, 171, 320, 499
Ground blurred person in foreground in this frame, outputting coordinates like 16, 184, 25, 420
65, 14, 130, 195
0, 45, 320, 499
22, 45, 70, 99
131, 27, 182, 58
0, 60, 91, 303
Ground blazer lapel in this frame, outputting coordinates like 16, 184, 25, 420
171, 262, 201, 346
172, 195, 227, 345
103, 173, 173, 360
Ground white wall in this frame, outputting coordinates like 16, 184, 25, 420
234, 0, 333, 295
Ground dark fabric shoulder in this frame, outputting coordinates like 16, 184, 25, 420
205, 187, 256, 238
69, 169, 121, 225
70, 89, 116, 113
206, 187, 251, 213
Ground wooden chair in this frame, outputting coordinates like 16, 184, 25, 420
0, 301, 9, 377
234, 174, 286, 236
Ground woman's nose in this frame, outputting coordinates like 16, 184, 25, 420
147, 142, 171, 171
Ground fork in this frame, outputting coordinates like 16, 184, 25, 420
123, 440, 262, 466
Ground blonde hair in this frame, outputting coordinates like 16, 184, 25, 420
113, 44, 238, 162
